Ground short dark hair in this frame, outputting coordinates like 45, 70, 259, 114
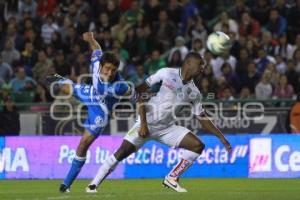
183, 52, 203, 63
100, 51, 120, 67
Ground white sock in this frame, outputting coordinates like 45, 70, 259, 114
90, 154, 118, 186
167, 150, 200, 179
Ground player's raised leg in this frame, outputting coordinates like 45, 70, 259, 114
163, 132, 205, 192
86, 140, 136, 193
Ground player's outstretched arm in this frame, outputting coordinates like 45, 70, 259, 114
196, 114, 232, 153
83, 32, 101, 51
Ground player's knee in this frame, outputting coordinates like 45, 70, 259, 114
114, 142, 136, 161
192, 141, 205, 154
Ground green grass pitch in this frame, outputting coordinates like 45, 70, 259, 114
0, 179, 299, 200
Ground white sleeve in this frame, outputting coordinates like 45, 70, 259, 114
145, 68, 167, 87
191, 93, 205, 116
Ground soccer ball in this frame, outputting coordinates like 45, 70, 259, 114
206, 31, 231, 55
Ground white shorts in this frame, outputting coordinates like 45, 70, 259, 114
124, 122, 191, 149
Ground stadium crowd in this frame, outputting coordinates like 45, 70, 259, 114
0, 0, 300, 107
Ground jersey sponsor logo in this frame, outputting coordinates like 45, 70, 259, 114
163, 81, 176, 90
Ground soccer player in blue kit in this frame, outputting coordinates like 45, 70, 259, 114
46, 32, 133, 193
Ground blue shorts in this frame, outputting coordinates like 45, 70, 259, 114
72, 84, 108, 137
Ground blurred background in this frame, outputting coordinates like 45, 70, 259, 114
0, 0, 300, 136
0, 0, 300, 182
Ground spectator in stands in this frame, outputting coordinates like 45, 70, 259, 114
230, 0, 251, 20
261, 31, 276, 56
1, 38, 20, 65
71, 53, 88, 79
286, 60, 299, 92
168, 49, 182, 68
266, 8, 287, 39
37, 0, 57, 17
214, 12, 239, 36
64, 26, 80, 54
20, 41, 37, 70
275, 55, 287, 74
66, 4, 79, 25
199, 77, 215, 100
251, 0, 271, 26
255, 49, 276, 75
32, 50, 53, 83
34, 82, 52, 103
188, 17, 208, 45
255, 70, 273, 100
245, 37, 259, 58
203, 64, 217, 86
236, 48, 251, 77
53, 50, 71, 77
274, 34, 294, 60
153, 9, 177, 51
111, 15, 132, 43
51, 31, 64, 51
76, 12, 92, 35
241, 62, 260, 94
142, 0, 160, 25
0, 95, 20, 136
106, 0, 120, 26
293, 34, 300, 53
66, 43, 82, 66
293, 48, 300, 72
168, 36, 189, 64
95, 12, 111, 33
191, 38, 205, 57
220, 86, 235, 102
124, 0, 143, 24
123, 27, 139, 62
265, 62, 280, 86
287, 0, 300, 42
274, 0, 290, 17
180, 0, 199, 34
0, 54, 13, 83
211, 50, 237, 78
144, 49, 166, 75
221, 62, 240, 93
239, 11, 260, 38
240, 87, 253, 99
18, 0, 37, 18
166, 0, 182, 26
274, 74, 295, 99
41, 14, 59, 44
10, 67, 36, 93
130, 64, 148, 86
2, 22, 24, 51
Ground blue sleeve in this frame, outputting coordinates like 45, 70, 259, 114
95, 81, 130, 97
91, 49, 103, 63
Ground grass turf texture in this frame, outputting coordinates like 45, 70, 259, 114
0, 179, 299, 200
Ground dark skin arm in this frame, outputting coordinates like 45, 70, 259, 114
135, 82, 151, 138
197, 114, 232, 153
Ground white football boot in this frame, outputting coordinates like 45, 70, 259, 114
162, 176, 187, 193
85, 184, 98, 193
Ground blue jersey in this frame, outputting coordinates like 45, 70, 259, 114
72, 49, 131, 137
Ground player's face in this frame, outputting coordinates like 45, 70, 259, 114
185, 58, 205, 79
100, 62, 118, 82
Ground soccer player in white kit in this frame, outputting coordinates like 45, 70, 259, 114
86, 52, 232, 193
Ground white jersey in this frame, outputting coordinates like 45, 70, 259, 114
144, 68, 204, 129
